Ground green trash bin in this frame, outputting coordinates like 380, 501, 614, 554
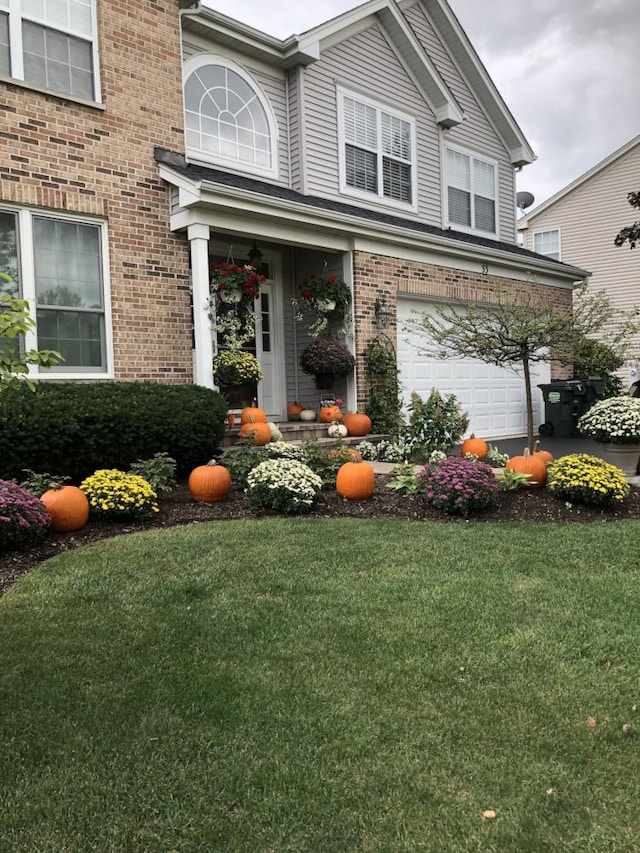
538, 380, 586, 437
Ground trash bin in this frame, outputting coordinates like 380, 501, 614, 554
538, 380, 586, 437
577, 377, 605, 418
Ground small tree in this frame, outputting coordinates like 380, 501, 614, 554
403, 283, 640, 451
1, 275, 63, 390
614, 191, 640, 249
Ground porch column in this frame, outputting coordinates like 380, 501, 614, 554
188, 223, 214, 388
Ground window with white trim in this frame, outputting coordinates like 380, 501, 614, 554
340, 90, 415, 207
533, 228, 560, 261
184, 58, 276, 176
0, 0, 98, 101
0, 207, 111, 375
445, 147, 497, 235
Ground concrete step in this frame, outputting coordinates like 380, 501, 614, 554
220, 420, 391, 447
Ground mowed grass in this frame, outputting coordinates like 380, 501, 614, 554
1, 519, 640, 852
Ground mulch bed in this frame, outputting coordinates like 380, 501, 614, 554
3, 476, 640, 597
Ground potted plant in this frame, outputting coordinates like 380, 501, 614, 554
299, 273, 351, 312
213, 349, 263, 408
300, 337, 355, 389
578, 395, 640, 475
211, 261, 266, 303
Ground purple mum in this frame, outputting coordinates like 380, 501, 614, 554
416, 457, 500, 516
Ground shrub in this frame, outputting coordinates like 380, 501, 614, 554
129, 453, 177, 496
0, 480, 51, 551
246, 459, 323, 514
416, 456, 501, 516
403, 389, 469, 462
299, 440, 348, 489
0, 383, 227, 482
547, 454, 629, 506
80, 469, 159, 520
19, 469, 69, 497
218, 443, 267, 488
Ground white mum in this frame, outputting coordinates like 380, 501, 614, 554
246, 459, 323, 512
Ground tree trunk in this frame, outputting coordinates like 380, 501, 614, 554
522, 355, 535, 452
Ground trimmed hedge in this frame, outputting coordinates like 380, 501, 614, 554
0, 382, 227, 482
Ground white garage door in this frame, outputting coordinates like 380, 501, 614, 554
397, 297, 550, 440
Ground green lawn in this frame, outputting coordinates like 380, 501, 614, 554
1, 519, 640, 852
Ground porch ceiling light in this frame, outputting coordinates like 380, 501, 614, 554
248, 241, 263, 271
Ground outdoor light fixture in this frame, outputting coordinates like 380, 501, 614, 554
248, 241, 263, 271
374, 296, 391, 330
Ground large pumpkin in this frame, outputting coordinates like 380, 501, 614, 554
287, 402, 304, 421
336, 459, 375, 499
188, 460, 232, 502
40, 485, 90, 533
240, 404, 267, 425
343, 412, 372, 437
238, 421, 272, 445
533, 441, 554, 465
319, 405, 343, 423
461, 434, 489, 459
505, 447, 548, 488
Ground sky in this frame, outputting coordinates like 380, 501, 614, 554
204, 0, 640, 210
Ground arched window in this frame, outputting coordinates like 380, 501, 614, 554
184, 57, 277, 176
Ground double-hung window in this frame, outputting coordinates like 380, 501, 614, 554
445, 146, 497, 236
0, 0, 99, 101
533, 229, 561, 260
339, 89, 416, 208
0, 207, 111, 377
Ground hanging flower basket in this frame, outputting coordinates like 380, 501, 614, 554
211, 262, 266, 302
300, 337, 355, 379
299, 273, 351, 311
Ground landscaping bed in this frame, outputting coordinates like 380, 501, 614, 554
3, 475, 640, 597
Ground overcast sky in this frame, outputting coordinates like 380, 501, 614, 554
205, 0, 640, 210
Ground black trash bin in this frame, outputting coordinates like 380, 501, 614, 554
538, 380, 586, 437
577, 377, 605, 418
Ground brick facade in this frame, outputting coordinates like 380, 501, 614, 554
353, 250, 573, 408
0, 0, 193, 382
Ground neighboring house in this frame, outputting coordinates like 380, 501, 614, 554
518, 135, 640, 389
1, 0, 588, 440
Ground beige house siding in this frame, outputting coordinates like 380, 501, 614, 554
520, 141, 640, 376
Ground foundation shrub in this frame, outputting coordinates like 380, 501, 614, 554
0, 383, 227, 482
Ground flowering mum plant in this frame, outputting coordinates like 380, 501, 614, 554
264, 442, 305, 461
300, 337, 355, 377
212, 349, 263, 386
210, 262, 265, 300
416, 456, 500, 516
246, 459, 323, 513
80, 469, 159, 520
578, 396, 640, 444
547, 453, 629, 506
0, 479, 51, 550
299, 273, 351, 308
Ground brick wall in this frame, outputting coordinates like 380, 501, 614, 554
0, 0, 192, 382
353, 250, 573, 408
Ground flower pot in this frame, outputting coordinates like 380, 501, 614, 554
220, 382, 257, 408
218, 289, 243, 304
314, 372, 335, 389
595, 442, 640, 477
315, 298, 336, 313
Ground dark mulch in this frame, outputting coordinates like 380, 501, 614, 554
3, 477, 640, 597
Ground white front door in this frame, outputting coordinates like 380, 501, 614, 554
255, 274, 285, 419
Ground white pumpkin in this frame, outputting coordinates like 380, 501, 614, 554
299, 409, 317, 422
327, 423, 347, 438
266, 422, 283, 441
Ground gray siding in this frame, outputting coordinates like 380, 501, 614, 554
287, 67, 302, 192
404, 4, 517, 242
302, 23, 442, 225
181, 38, 290, 186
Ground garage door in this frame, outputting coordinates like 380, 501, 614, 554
397, 297, 550, 440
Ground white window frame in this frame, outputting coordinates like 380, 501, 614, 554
1, 205, 113, 380
337, 86, 417, 213
532, 228, 561, 261
443, 143, 499, 238
0, 0, 101, 103
183, 54, 279, 180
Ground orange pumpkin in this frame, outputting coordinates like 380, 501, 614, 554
40, 485, 90, 533
343, 412, 372, 437
319, 405, 343, 423
238, 421, 272, 445
505, 447, 548, 488
240, 403, 267, 424
461, 434, 489, 459
533, 441, 554, 464
188, 460, 232, 502
287, 402, 304, 421
336, 459, 375, 500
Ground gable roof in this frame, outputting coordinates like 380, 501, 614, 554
184, 0, 534, 162
155, 147, 587, 282
518, 134, 640, 228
